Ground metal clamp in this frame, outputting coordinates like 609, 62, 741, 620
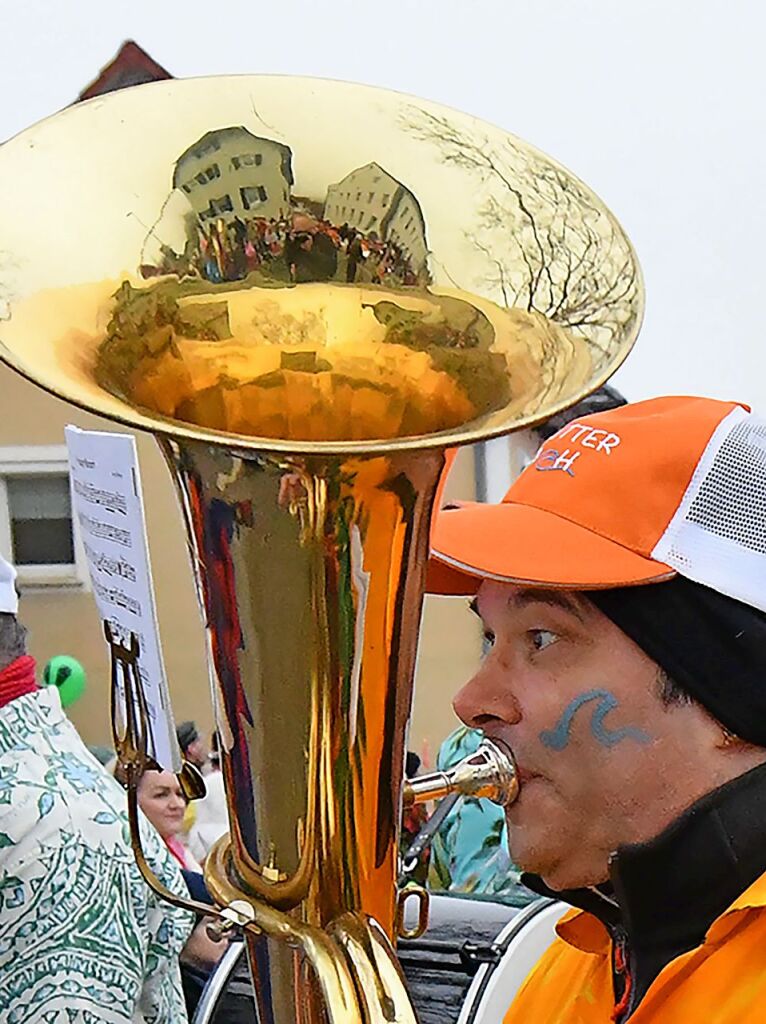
395, 883, 430, 940
460, 940, 503, 972
206, 899, 259, 942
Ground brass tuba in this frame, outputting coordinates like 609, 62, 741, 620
0, 76, 643, 1023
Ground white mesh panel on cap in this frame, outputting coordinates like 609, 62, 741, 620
652, 406, 766, 614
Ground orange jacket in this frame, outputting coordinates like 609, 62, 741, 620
504, 871, 766, 1023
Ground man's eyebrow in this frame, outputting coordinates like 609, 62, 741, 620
509, 588, 586, 621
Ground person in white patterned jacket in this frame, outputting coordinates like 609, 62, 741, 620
0, 552, 195, 1024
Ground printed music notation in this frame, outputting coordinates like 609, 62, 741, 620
93, 578, 142, 617
83, 542, 137, 583
72, 478, 128, 516
77, 511, 132, 548
66, 426, 179, 771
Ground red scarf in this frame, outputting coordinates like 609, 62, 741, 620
0, 655, 38, 709
165, 834, 194, 871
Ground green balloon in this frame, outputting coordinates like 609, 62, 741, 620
42, 655, 86, 708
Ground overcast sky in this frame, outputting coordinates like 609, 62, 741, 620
1, 0, 764, 408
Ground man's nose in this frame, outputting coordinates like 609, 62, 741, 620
452, 662, 520, 730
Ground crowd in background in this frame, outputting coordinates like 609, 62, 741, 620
149, 212, 424, 290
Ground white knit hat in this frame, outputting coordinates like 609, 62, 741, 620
0, 554, 18, 614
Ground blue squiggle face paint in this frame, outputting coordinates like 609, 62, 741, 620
540, 688, 651, 751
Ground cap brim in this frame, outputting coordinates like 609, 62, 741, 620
427, 501, 676, 595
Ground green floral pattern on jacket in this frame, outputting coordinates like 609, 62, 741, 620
0, 688, 193, 1023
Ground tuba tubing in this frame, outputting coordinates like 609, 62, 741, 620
0, 73, 643, 1024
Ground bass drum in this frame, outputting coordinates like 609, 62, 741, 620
190, 894, 565, 1024
457, 898, 568, 1024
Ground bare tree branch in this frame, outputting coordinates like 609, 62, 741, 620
401, 105, 641, 369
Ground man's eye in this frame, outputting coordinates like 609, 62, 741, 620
530, 629, 558, 652
483, 630, 496, 648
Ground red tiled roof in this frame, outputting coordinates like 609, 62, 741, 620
78, 40, 172, 101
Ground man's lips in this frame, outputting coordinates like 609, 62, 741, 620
483, 734, 541, 788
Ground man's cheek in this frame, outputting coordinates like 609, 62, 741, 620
539, 688, 651, 752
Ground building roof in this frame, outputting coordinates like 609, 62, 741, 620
329, 161, 395, 190
172, 127, 295, 188
78, 40, 172, 102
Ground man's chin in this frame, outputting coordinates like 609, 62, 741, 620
508, 833, 606, 891
506, 832, 555, 882
534, 861, 611, 892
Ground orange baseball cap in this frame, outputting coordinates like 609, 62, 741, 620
428, 396, 765, 611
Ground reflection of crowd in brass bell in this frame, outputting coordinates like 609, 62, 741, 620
143, 127, 430, 290
160, 214, 425, 290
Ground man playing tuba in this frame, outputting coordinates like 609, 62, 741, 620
429, 395, 766, 1022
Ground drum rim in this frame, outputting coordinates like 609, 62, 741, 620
456, 896, 561, 1024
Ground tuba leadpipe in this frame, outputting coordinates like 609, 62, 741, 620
403, 738, 519, 809
0, 74, 643, 1024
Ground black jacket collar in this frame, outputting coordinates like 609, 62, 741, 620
522, 761, 766, 1010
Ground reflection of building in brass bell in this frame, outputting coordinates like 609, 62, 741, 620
170, 128, 294, 231
324, 162, 429, 279
0, 75, 642, 462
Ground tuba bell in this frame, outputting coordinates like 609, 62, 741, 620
0, 75, 643, 1023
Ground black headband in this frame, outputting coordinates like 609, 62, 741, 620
587, 577, 766, 748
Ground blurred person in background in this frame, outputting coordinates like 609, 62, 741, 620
0, 553, 193, 1023
176, 720, 210, 842
138, 768, 203, 874
399, 751, 430, 886
187, 731, 229, 866
176, 719, 209, 772
136, 767, 237, 1020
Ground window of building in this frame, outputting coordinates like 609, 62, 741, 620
240, 185, 268, 210
382, 194, 390, 206
182, 182, 194, 194
232, 153, 263, 170
211, 195, 234, 215
366, 216, 378, 231
356, 192, 361, 201
0, 447, 88, 589
195, 139, 220, 158
205, 164, 221, 181
368, 192, 375, 202
199, 194, 235, 221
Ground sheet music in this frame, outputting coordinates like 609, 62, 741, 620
65, 426, 181, 771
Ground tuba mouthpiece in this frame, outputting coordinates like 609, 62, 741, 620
403, 738, 519, 808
